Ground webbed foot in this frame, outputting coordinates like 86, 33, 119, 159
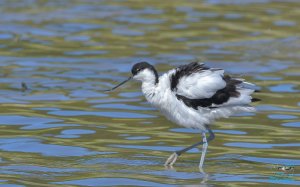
164, 152, 179, 166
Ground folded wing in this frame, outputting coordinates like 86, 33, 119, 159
171, 62, 226, 99
170, 62, 258, 109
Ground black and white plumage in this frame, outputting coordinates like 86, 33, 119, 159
105, 61, 260, 169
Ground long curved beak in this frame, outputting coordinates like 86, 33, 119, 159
102, 76, 132, 92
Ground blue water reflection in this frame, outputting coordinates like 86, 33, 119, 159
54, 178, 174, 187
56, 129, 96, 138
225, 142, 300, 149
49, 110, 156, 118
0, 138, 100, 157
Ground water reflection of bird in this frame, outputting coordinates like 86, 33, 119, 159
277, 166, 294, 173
104, 61, 260, 170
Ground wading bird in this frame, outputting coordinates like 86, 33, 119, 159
104, 61, 259, 169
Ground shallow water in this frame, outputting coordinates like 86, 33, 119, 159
0, 0, 300, 186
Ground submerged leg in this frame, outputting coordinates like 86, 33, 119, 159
164, 125, 215, 167
199, 132, 208, 168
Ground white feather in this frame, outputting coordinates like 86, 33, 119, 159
176, 69, 226, 99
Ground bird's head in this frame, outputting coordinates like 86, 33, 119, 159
131, 62, 158, 83
103, 61, 158, 92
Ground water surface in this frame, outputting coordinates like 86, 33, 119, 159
0, 0, 299, 186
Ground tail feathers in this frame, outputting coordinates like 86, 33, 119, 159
238, 81, 261, 92
208, 105, 256, 119
251, 98, 261, 102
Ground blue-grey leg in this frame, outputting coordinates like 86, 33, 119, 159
165, 125, 215, 167
199, 132, 208, 168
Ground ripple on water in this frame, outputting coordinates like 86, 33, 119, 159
49, 110, 156, 118
0, 138, 101, 157
53, 178, 174, 187
70, 90, 107, 98
282, 121, 300, 128
0, 115, 80, 130
203, 48, 239, 55
142, 170, 203, 180
64, 35, 90, 42
125, 136, 151, 140
254, 75, 282, 81
23, 123, 80, 130
273, 20, 296, 27
93, 103, 155, 111
240, 156, 300, 165
0, 183, 24, 187
213, 173, 300, 185
257, 105, 300, 113
269, 84, 299, 93
206, 0, 272, 5
112, 28, 144, 36
32, 107, 61, 111
114, 16, 165, 25
224, 13, 243, 19
0, 115, 69, 130
84, 157, 157, 166
119, 92, 143, 98
268, 114, 298, 120
64, 50, 108, 56
225, 142, 300, 149
56, 129, 96, 139
0, 97, 29, 104
88, 98, 141, 104
0, 24, 57, 37
16, 93, 70, 101
0, 165, 80, 174
110, 144, 199, 153
0, 33, 13, 40
45, 22, 102, 34
207, 60, 291, 74
171, 24, 188, 30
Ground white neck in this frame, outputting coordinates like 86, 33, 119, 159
142, 80, 157, 100
133, 68, 158, 102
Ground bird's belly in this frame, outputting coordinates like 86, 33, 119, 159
153, 99, 211, 131
144, 88, 213, 130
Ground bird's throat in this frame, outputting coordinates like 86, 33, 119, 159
142, 81, 157, 100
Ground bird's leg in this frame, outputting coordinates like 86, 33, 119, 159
164, 125, 215, 167
199, 132, 208, 169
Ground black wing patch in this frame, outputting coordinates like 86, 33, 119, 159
170, 62, 209, 91
176, 75, 242, 109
